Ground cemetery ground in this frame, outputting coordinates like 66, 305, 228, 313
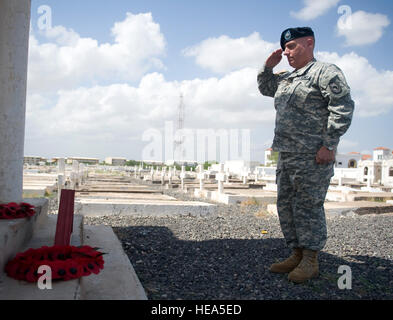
2, 168, 392, 300
81, 177, 393, 300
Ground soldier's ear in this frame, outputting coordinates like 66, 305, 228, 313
306, 37, 314, 50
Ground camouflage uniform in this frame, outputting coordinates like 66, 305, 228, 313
257, 58, 354, 251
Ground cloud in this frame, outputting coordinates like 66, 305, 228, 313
27, 12, 166, 94
290, 0, 340, 21
336, 10, 390, 46
183, 32, 281, 74
316, 51, 393, 117
25, 68, 276, 159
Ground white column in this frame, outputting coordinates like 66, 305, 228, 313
225, 167, 230, 183
338, 174, 343, 187
216, 163, 225, 194
0, 0, 31, 203
180, 166, 186, 190
198, 164, 205, 191
58, 174, 64, 205
242, 167, 249, 184
72, 160, 79, 187
150, 167, 154, 181
58, 158, 65, 176
161, 167, 166, 185
168, 167, 173, 186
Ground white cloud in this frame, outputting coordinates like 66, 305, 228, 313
316, 51, 393, 117
336, 10, 390, 46
25, 14, 393, 161
27, 12, 166, 94
290, 0, 340, 21
183, 32, 280, 74
25, 68, 276, 159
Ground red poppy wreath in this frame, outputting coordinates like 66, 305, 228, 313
5, 245, 105, 282
0, 202, 36, 220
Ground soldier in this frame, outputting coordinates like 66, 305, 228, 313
257, 27, 354, 283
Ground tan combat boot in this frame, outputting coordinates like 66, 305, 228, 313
288, 249, 319, 283
269, 248, 303, 273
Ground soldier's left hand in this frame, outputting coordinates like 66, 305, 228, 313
316, 146, 335, 164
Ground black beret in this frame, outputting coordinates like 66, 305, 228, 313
280, 27, 315, 50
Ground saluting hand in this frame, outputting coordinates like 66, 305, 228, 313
265, 49, 283, 69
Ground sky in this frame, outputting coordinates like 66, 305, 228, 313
25, 0, 393, 163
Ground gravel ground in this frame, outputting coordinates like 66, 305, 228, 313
80, 179, 393, 300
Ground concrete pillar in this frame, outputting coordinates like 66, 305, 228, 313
338, 175, 343, 187
0, 0, 31, 203
150, 167, 154, 181
161, 167, 166, 185
180, 166, 186, 190
58, 174, 64, 205
72, 160, 79, 186
198, 164, 205, 191
168, 167, 172, 186
216, 163, 225, 194
225, 167, 230, 183
58, 158, 65, 176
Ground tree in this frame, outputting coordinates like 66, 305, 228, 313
267, 151, 279, 166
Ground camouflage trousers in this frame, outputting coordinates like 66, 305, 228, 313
276, 152, 334, 251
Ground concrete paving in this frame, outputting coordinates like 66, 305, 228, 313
194, 187, 277, 205
75, 198, 216, 217
0, 204, 148, 300
75, 175, 218, 217
81, 225, 147, 300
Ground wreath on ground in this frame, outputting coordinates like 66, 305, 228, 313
0, 202, 36, 220
5, 245, 105, 282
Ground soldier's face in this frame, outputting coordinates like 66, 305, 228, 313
283, 37, 313, 69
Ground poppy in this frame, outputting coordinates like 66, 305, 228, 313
63, 260, 83, 281
19, 203, 36, 217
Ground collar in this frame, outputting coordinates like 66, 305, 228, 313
288, 58, 316, 79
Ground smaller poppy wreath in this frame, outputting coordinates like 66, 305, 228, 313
0, 202, 36, 220
5, 245, 105, 283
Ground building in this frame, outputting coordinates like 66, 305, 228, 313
373, 147, 392, 161
105, 157, 127, 166
335, 152, 362, 168
264, 148, 278, 166
381, 159, 393, 186
66, 157, 99, 165
24, 156, 47, 165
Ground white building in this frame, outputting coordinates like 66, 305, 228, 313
335, 152, 362, 168
264, 148, 277, 166
373, 147, 393, 161
381, 159, 393, 186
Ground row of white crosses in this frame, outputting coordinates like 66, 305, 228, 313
57, 158, 88, 198
197, 163, 257, 194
